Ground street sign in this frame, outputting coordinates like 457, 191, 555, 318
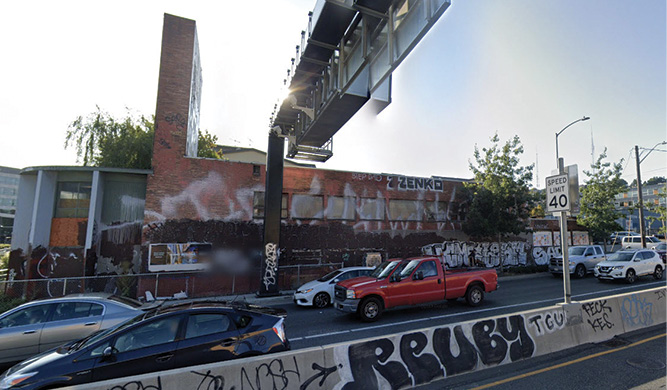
546, 173, 570, 212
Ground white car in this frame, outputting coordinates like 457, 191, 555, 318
622, 235, 661, 249
293, 267, 374, 308
594, 250, 664, 283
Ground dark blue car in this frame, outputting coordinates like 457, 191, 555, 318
0, 301, 289, 389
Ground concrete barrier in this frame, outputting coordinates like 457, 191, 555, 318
63, 286, 666, 390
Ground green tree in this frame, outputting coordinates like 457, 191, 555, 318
576, 149, 625, 243
65, 107, 223, 169
646, 176, 666, 186
646, 186, 667, 236
463, 134, 536, 239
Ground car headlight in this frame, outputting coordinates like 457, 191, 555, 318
613, 266, 625, 270
301, 288, 313, 294
346, 290, 356, 299
569, 262, 576, 266
0, 372, 38, 389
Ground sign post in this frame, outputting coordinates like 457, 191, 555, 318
546, 159, 573, 304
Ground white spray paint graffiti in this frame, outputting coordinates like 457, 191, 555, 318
532, 247, 561, 266
263, 243, 279, 290
423, 241, 528, 267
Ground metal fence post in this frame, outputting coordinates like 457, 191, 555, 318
155, 274, 159, 298
297, 265, 301, 288
62, 279, 67, 296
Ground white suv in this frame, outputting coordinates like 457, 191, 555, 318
594, 250, 664, 283
622, 235, 661, 249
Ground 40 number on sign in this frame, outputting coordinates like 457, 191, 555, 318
546, 174, 570, 213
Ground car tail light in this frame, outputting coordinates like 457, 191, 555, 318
273, 318, 287, 343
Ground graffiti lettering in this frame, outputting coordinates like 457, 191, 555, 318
192, 370, 233, 390
241, 357, 300, 390
582, 299, 614, 332
164, 113, 187, 129
528, 310, 566, 335
387, 175, 444, 192
338, 315, 534, 388
621, 294, 653, 327
109, 377, 162, 390
300, 363, 340, 390
655, 290, 666, 300
423, 241, 528, 268
263, 243, 279, 291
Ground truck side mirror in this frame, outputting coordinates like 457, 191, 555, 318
390, 273, 400, 283
413, 271, 424, 280
103, 346, 114, 357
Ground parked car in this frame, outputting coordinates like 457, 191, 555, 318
0, 301, 289, 390
293, 266, 374, 308
549, 245, 606, 278
651, 242, 667, 263
608, 231, 639, 244
594, 250, 664, 283
0, 295, 144, 365
622, 235, 661, 249
334, 257, 498, 322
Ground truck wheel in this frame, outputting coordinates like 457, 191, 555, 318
625, 269, 636, 284
575, 264, 586, 279
359, 297, 382, 322
654, 266, 663, 280
313, 292, 330, 308
465, 285, 484, 307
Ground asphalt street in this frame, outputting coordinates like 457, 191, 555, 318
418, 324, 666, 390
266, 272, 667, 350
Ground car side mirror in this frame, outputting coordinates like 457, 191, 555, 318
634, 259, 641, 262
413, 271, 424, 280
103, 346, 114, 357
390, 273, 400, 283
585, 253, 592, 257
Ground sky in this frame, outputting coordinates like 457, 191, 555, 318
0, 0, 665, 187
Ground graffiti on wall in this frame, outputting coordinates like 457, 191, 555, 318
582, 299, 615, 332
386, 176, 444, 192
423, 241, 528, 267
621, 294, 653, 327
333, 314, 535, 389
532, 246, 561, 266
263, 243, 279, 291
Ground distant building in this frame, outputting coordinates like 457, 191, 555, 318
614, 183, 667, 234
214, 145, 315, 168
0, 166, 20, 243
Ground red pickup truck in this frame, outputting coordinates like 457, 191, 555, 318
334, 256, 498, 321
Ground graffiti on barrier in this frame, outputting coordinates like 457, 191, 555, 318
108, 377, 162, 390
192, 370, 233, 390
582, 299, 614, 332
333, 314, 535, 389
621, 294, 653, 327
527, 310, 566, 335
654, 290, 666, 300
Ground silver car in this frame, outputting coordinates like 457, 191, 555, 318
0, 295, 143, 364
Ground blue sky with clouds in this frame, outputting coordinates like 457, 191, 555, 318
0, 0, 664, 186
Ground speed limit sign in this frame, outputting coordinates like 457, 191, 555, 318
546, 173, 570, 212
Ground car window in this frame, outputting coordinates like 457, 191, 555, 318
0, 304, 51, 328
416, 261, 438, 278
658, 244, 667, 250
641, 251, 655, 260
594, 247, 603, 255
633, 237, 641, 243
185, 314, 231, 339
359, 269, 372, 277
87, 341, 112, 358
399, 260, 421, 279
51, 302, 103, 322
114, 316, 181, 353
318, 270, 342, 282
343, 270, 359, 280
583, 248, 593, 256
648, 237, 660, 243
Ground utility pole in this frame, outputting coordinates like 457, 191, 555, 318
635, 145, 646, 248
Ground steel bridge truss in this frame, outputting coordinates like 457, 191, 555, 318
270, 0, 451, 162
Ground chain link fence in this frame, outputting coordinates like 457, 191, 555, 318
1, 262, 345, 301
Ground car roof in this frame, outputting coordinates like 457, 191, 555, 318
340, 266, 374, 271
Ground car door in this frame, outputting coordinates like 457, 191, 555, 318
640, 251, 656, 275
172, 312, 241, 368
39, 301, 104, 352
92, 314, 183, 382
582, 247, 595, 271
409, 260, 442, 304
386, 261, 419, 307
0, 303, 53, 363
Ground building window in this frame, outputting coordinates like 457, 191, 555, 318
291, 194, 324, 219
388, 200, 422, 221
326, 196, 356, 220
359, 198, 385, 221
425, 201, 448, 222
253, 192, 288, 219
253, 165, 261, 177
55, 182, 92, 218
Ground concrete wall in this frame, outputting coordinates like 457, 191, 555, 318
63, 286, 666, 390
10, 173, 37, 250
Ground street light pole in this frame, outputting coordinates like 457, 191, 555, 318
634, 141, 667, 248
554, 116, 589, 305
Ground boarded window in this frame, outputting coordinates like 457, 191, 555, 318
326, 196, 356, 220
388, 200, 422, 221
291, 195, 324, 219
425, 201, 448, 222
253, 192, 288, 219
101, 174, 146, 224
359, 198, 385, 221
55, 182, 92, 218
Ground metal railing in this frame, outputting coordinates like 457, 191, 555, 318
0, 262, 346, 300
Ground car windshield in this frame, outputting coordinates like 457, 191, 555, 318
657, 243, 667, 250
108, 295, 143, 308
607, 252, 635, 262
569, 247, 586, 256
370, 261, 400, 279
399, 260, 421, 278
73, 312, 145, 351
648, 237, 660, 243
318, 270, 342, 282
